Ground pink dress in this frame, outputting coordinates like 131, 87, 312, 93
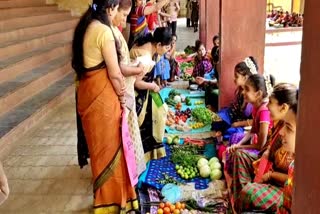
226, 102, 272, 175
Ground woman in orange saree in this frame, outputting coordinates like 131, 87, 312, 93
72, 0, 138, 213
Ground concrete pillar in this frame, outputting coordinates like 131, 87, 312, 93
218, 0, 266, 107
199, 0, 219, 50
292, 0, 320, 212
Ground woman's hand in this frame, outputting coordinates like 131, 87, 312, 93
260, 171, 272, 183
150, 82, 160, 92
0, 163, 9, 198
137, 62, 145, 76
195, 76, 205, 85
119, 82, 126, 97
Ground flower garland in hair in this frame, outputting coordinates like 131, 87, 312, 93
91, 3, 97, 11
264, 73, 273, 96
243, 57, 258, 75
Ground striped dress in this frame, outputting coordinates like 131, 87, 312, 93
128, 5, 148, 49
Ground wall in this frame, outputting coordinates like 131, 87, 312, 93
292, 0, 320, 212
219, 0, 266, 107
47, 0, 91, 16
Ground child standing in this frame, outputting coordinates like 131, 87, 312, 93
154, 54, 170, 87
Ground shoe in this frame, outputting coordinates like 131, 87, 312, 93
194, 28, 198, 32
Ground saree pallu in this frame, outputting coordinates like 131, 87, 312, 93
77, 68, 138, 214
278, 161, 294, 214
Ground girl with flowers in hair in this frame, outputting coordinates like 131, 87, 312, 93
235, 84, 298, 213
226, 74, 275, 170
72, 0, 138, 212
212, 56, 258, 159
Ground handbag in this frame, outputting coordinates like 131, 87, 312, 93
150, 92, 168, 142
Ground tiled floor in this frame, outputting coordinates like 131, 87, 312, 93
0, 18, 302, 213
0, 97, 93, 213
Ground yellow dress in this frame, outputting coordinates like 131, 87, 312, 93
112, 26, 146, 176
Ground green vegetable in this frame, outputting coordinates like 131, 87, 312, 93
170, 144, 202, 168
157, 173, 184, 185
167, 136, 173, 144
191, 107, 214, 125
185, 96, 192, 106
172, 136, 180, 144
165, 97, 176, 106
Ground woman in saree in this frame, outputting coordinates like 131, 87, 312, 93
72, 0, 138, 213
113, 0, 147, 177
234, 84, 298, 213
130, 27, 172, 162
128, 0, 169, 49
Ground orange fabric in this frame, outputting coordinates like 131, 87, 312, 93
77, 68, 137, 212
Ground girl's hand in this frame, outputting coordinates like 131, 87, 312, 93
227, 144, 239, 154
231, 122, 239, 127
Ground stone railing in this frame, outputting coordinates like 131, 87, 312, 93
47, 0, 91, 16
265, 27, 303, 46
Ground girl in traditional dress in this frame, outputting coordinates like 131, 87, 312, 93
226, 74, 275, 177
236, 87, 298, 213
233, 83, 298, 211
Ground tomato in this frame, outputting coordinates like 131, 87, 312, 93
163, 207, 171, 214
181, 203, 186, 209
165, 201, 171, 208
175, 202, 182, 210
173, 209, 180, 214
159, 202, 165, 209
170, 204, 176, 212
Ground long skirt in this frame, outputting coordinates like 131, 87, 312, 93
231, 149, 259, 203
77, 68, 138, 213
235, 182, 283, 212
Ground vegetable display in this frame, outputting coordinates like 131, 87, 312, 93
191, 107, 214, 125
